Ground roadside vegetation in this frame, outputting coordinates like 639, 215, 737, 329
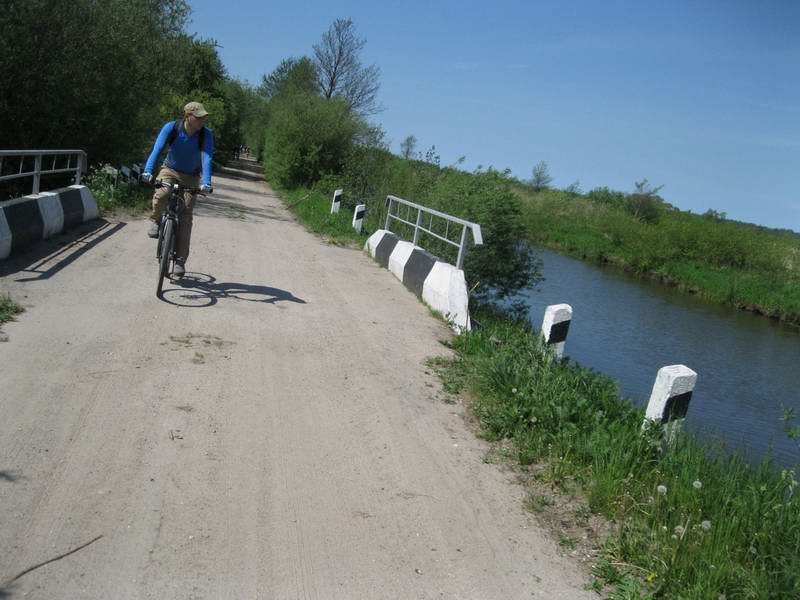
0, 294, 24, 328
435, 307, 800, 599
517, 175, 800, 326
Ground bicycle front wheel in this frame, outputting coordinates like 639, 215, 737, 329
157, 219, 174, 297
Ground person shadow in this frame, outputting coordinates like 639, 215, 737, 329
160, 272, 306, 308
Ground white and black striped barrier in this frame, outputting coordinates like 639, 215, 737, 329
643, 365, 698, 443
330, 188, 343, 214
0, 186, 99, 259
352, 203, 366, 233
541, 304, 572, 359
365, 229, 470, 332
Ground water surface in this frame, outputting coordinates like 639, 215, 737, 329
512, 248, 800, 466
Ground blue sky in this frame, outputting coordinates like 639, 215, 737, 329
188, 0, 799, 232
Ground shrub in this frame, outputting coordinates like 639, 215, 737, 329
263, 94, 359, 187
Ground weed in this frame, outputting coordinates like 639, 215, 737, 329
526, 494, 554, 513
559, 534, 578, 550
0, 294, 24, 326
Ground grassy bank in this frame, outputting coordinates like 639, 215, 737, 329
518, 186, 800, 326
436, 309, 799, 599
277, 186, 370, 246
0, 294, 24, 327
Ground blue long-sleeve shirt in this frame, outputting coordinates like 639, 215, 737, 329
144, 120, 214, 186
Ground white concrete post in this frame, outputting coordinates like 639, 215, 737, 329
330, 188, 343, 214
541, 304, 572, 359
75, 153, 84, 185
643, 365, 698, 442
352, 203, 366, 233
33, 154, 42, 194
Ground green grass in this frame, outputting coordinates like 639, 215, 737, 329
274, 186, 370, 247
519, 187, 800, 326
0, 294, 24, 326
84, 169, 152, 215
437, 308, 800, 599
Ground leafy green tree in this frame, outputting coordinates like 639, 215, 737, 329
174, 36, 227, 96
462, 172, 542, 300
0, 0, 190, 164
264, 94, 360, 187
259, 57, 318, 100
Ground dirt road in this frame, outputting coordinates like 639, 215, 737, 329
0, 160, 594, 599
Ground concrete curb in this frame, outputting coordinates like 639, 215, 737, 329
0, 185, 99, 259
365, 229, 471, 332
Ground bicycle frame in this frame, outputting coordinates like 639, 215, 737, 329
153, 181, 204, 296
156, 186, 187, 265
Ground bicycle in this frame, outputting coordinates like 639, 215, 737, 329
152, 180, 209, 297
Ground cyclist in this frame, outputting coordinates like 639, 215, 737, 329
142, 101, 214, 278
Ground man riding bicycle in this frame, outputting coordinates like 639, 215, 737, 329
142, 101, 214, 278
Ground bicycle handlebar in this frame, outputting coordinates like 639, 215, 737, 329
152, 180, 210, 195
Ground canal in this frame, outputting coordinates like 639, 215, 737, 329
511, 248, 800, 466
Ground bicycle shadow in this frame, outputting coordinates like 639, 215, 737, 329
159, 272, 307, 308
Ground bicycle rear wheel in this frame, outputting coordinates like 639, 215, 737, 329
157, 219, 174, 297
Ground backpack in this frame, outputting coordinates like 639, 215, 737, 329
166, 119, 205, 151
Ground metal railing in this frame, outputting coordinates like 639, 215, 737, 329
0, 150, 86, 195
384, 195, 483, 269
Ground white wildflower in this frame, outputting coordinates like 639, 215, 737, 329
693, 480, 703, 490
657, 485, 667, 495
674, 525, 685, 537
701, 520, 712, 531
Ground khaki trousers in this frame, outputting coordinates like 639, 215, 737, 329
149, 166, 199, 262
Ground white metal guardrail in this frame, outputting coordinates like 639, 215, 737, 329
0, 150, 86, 195
384, 194, 483, 269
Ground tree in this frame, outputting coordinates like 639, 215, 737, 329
263, 94, 360, 187
175, 36, 227, 95
530, 161, 552, 191
703, 209, 727, 221
564, 180, 582, 196
313, 18, 381, 115
0, 0, 191, 165
626, 178, 664, 223
400, 135, 417, 159
259, 57, 318, 100
633, 178, 664, 197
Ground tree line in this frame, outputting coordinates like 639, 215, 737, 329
0, 0, 261, 189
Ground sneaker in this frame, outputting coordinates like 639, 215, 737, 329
173, 260, 185, 278
147, 222, 159, 238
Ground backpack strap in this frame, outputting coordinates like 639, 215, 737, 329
166, 119, 181, 146
167, 118, 204, 151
